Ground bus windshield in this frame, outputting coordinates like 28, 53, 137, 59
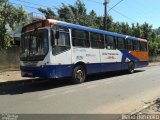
20, 29, 49, 61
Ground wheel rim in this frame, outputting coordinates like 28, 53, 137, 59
75, 67, 85, 82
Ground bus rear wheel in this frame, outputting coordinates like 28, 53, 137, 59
72, 65, 86, 84
128, 62, 135, 74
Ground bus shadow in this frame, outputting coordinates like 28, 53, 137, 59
0, 70, 144, 95
86, 70, 144, 82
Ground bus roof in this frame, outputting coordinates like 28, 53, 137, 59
48, 19, 147, 42
22, 19, 147, 42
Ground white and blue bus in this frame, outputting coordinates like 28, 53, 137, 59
20, 19, 149, 83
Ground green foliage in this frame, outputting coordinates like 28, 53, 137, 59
0, 34, 13, 50
38, 8, 56, 19
3, 34, 13, 49
148, 36, 160, 55
57, 0, 88, 26
148, 41, 159, 55
0, 0, 28, 49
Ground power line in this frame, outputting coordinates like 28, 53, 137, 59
11, 2, 40, 10
108, 0, 159, 24
122, 1, 151, 22
15, 0, 48, 8
133, 0, 160, 24
10, 2, 45, 19
85, 0, 103, 5
11, 0, 137, 23
86, 0, 136, 23
84, 0, 136, 23
108, 0, 124, 12
15, 0, 57, 9
10, 1, 59, 14
10, 2, 88, 20
111, 8, 137, 23
11, 2, 67, 16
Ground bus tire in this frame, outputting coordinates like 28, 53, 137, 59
128, 62, 135, 74
72, 65, 86, 84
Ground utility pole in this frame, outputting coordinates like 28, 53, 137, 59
103, 0, 109, 31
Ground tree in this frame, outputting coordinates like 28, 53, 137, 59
57, 3, 76, 23
106, 15, 113, 31
153, 27, 160, 37
148, 41, 159, 55
38, 8, 56, 19
131, 23, 142, 38
0, 0, 28, 49
111, 22, 121, 33
120, 22, 131, 35
57, 0, 87, 25
141, 22, 152, 40
88, 10, 96, 27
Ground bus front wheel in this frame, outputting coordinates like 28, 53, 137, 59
72, 65, 86, 84
128, 62, 135, 74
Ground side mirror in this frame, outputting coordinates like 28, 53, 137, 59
55, 31, 59, 39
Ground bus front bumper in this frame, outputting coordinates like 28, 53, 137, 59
20, 66, 57, 78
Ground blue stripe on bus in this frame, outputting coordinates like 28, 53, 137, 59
136, 61, 149, 68
120, 50, 139, 62
20, 61, 148, 79
20, 65, 74, 78
21, 65, 57, 78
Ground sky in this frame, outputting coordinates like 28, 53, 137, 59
9, 0, 160, 29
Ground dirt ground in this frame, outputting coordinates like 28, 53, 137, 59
139, 98, 160, 114
0, 70, 30, 82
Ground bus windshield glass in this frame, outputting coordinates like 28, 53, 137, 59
20, 29, 49, 61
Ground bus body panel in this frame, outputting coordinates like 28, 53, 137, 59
72, 47, 101, 74
130, 51, 149, 62
100, 49, 123, 72
50, 49, 72, 78
20, 19, 149, 79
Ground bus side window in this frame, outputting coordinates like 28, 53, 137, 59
117, 37, 125, 50
126, 39, 133, 51
72, 29, 90, 47
90, 33, 99, 49
58, 31, 70, 46
105, 35, 115, 50
56, 26, 70, 47
90, 33, 104, 49
140, 41, 147, 51
133, 41, 140, 51
99, 34, 105, 49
